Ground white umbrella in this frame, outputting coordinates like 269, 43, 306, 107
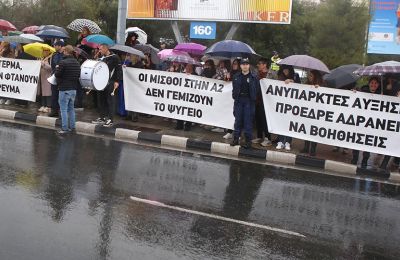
20, 33, 43, 42
125, 27, 147, 44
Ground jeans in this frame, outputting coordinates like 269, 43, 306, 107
58, 90, 76, 131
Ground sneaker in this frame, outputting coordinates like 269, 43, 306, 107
211, 127, 224, 133
0, 99, 5, 104
276, 142, 284, 150
261, 138, 272, 147
251, 138, 262, 144
75, 107, 84, 112
223, 133, 233, 139
92, 118, 105, 124
57, 130, 69, 135
43, 107, 50, 113
38, 106, 45, 112
103, 119, 113, 127
284, 142, 291, 151
4, 99, 12, 105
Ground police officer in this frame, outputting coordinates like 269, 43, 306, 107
230, 58, 260, 149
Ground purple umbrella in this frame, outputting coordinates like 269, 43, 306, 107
278, 55, 330, 73
174, 43, 207, 56
158, 49, 190, 60
354, 61, 400, 76
168, 55, 201, 66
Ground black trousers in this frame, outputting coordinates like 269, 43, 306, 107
97, 84, 115, 121
303, 141, 317, 153
352, 150, 370, 164
75, 83, 83, 108
51, 84, 59, 110
255, 102, 270, 139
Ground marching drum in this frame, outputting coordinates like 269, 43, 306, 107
79, 60, 109, 91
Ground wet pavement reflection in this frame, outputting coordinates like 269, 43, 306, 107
0, 121, 399, 260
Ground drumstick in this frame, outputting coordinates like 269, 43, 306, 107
111, 88, 116, 96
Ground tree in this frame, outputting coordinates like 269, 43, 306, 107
308, 0, 369, 68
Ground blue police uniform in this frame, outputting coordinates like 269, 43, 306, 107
231, 70, 260, 146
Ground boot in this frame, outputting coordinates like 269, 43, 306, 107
242, 141, 252, 149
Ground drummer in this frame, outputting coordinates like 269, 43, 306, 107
91, 44, 122, 127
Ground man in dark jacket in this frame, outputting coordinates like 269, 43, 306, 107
230, 58, 260, 149
91, 44, 122, 127
54, 45, 81, 135
48, 41, 65, 117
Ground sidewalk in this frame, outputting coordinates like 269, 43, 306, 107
1, 102, 399, 179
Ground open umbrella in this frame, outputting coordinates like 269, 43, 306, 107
20, 34, 44, 42
323, 64, 361, 88
174, 43, 207, 56
354, 61, 400, 76
278, 55, 330, 74
0, 19, 17, 31
168, 55, 201, 66
158, 49, 190, 60
38, 25, 68, 35
67, 19, 101, 34
85, 34, 114, 45
205, 40, 259, 59
22, 25, 39, 34
1, 35, 35, 44
81, 37, 100, 49
133, 44, 160, 64
74, 47, 89, 59
110, 44, 145, 58
23, 43, 55, 58
125, 27, 147, 44
36, 29, 69, 39
8, 31, 23, 36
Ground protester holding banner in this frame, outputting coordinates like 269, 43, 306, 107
351, 77, 381, 167
38, 49, 53, 113
301, 70, 324, 156
54, 45, 81, 135
253, 58, 272, 147
201, 60, 216, 78
275, 65, 300, 151
230, 58, 260, 149
91, 44, 122, 127
0, 42, 16, 105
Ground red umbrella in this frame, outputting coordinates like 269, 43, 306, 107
81, 37, 99, 49
0, 19, 17, 31
22, 25, 39, 34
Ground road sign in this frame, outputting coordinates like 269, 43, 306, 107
190, 22, 216, 40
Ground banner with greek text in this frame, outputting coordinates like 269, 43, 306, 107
123, 68, 235, 129
261, 79, 400, 157
0, 58, 40, 102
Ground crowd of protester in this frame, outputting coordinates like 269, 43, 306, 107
1, 26, 399, 172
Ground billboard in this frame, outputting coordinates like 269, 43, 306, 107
127, 0, 292, 24
367, 0, 400, 54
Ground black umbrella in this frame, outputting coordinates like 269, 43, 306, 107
323, 64, 361, 88
133, 44, 160, 64
38, 25, 68, 35
205, 40, 259, 59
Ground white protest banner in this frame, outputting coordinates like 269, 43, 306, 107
123, 68, 235, 129
0, 57, 40, 102
261, 79, 400, 157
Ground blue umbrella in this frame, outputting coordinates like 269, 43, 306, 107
205, 40, 259, 59
85, 34, 115, 45
36, 29, 69, 39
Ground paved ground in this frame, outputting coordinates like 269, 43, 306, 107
1, 122, 399, 260
2, 101, 398, 173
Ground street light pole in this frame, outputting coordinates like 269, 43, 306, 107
116, 0, 127, 44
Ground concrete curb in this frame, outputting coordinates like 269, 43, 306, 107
0, 109, 398, 181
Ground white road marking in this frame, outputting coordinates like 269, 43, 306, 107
130, 196, 306, 238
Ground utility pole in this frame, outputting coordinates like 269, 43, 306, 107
117, 0, 127, 44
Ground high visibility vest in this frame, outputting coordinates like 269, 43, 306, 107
270, 56, 281, 71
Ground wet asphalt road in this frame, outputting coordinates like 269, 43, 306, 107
0, 121, 399, 260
